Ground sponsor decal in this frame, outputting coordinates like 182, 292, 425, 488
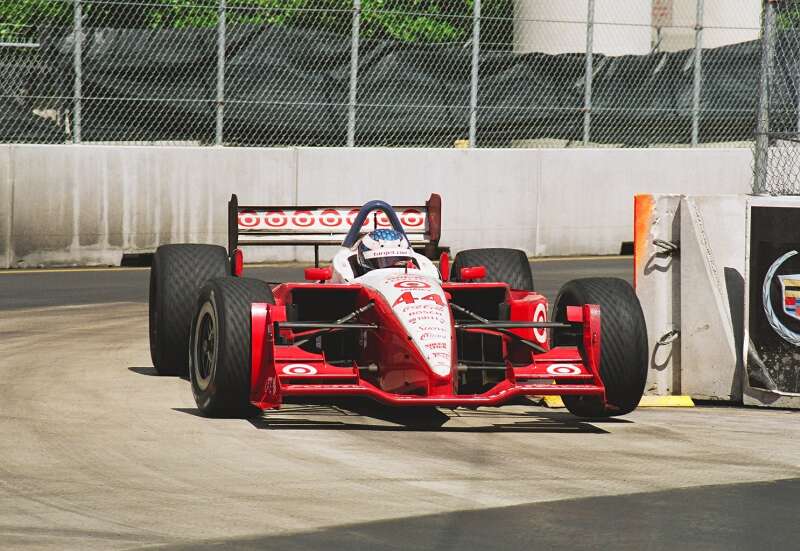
363, 248, 410, 259
400, 208, 424, 227
394, 280, 431, 289
748, 206, 800, 394
281, 364, 317, 375
762, 250, 800, 346
533, 302, 548, 343
237, 208, 426, 232
319, 209, 342, 227
546, 364, 581, 376
237, 210, 261, 228
292, 210, 314, 227
264, 210, 288, 227
424, 342, 448, 350
392, 292, 445, 307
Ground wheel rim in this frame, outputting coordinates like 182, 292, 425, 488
193, 301, 218, 391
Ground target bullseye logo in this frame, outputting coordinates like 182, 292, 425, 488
533, 303, 548, 343
292, 210, 314, 227
395, 280, 431, 289
237, 210, 260, 228
281, 363, 317, 375
546, 364, 581, 376
401, 209, 424, 227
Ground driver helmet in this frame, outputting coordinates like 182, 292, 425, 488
356, 229, 414, 272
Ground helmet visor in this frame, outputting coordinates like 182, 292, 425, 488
373, 255, 410, 269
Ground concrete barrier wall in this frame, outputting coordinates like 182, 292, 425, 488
0, 146, 11, 268
0, 145, 753, 268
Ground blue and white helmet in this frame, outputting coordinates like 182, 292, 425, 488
356, 229, 413, 272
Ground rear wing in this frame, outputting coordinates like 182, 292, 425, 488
227, 194, 442, 265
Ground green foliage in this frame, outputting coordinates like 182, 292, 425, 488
0, 0, 512, 47
0, 0, 71, 41
777, 0, 800, 30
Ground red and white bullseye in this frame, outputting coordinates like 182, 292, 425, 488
239, 208, 425, 231
319, 209, 342, 227
546, 364, 581, 376
395, 280, 431, 289
281, 364, 318, 375
237, 210, 260, 228
292, 210, 314, 227
401, 209, 424, 227
533, 303, 548, 343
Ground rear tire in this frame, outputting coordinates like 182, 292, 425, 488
149, 244, 229, 376
451, 248, 533, 290
552, 278, 647, 418
189, 277, 275, 418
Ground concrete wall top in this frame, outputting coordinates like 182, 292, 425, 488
1, 144, 755, 268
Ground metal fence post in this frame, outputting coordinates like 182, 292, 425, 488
583, 0, 595, 146
215, 0, 226, 146
691, 0, 704, 146
347, 0, 361, 147
73, 0, 82, 143
755, 0, 777, 194
468, 0, 481, 147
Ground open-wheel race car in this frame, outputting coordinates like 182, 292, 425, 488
149, 195, 648, 419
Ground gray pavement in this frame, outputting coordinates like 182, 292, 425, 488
1, 258, 799, 550
0, 257, 632, 310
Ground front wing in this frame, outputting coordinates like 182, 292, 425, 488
248, 303, 605, 409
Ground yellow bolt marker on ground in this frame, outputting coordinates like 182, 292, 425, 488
540, 395, 695, 409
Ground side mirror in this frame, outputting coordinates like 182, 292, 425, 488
460, 266, 486, 281
439, 252, 450, 281
231, 248, 244, 277
304, 267, 332, 281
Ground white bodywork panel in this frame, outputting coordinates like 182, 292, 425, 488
357, 268, 452, 377
329, 246, 449, 376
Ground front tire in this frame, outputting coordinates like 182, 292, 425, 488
552, 278, 647, 418
149, 244, 229, 376
190, 277, 275, 418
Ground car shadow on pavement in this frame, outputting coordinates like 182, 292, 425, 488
242, 399, 612, 433
173, 397, 624, 432
128, 366, 189, 380
128, 366, 159, 376
172, 395, 628, 433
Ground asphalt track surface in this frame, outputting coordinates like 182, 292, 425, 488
1, 257, 799, 550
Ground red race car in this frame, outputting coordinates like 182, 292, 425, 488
149, 196, 647, 419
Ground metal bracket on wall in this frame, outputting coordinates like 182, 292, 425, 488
657, 329, 681, 346
653, 239, 680, 256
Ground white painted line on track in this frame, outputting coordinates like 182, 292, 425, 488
0, 267, 149, 275
1, 301, 143, 314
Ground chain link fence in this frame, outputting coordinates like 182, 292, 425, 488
1, 0, 762, 148
754, 0, 800, 195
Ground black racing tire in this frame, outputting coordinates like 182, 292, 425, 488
552, 278, 647, 418
149, 244, 229, 376
189, 277, 275, 418
451, 248, 534, 290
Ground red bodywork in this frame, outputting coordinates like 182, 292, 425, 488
247, 281, 605, 410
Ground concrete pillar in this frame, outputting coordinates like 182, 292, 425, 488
513, 0, 651, 56
656, 0, 761, 52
